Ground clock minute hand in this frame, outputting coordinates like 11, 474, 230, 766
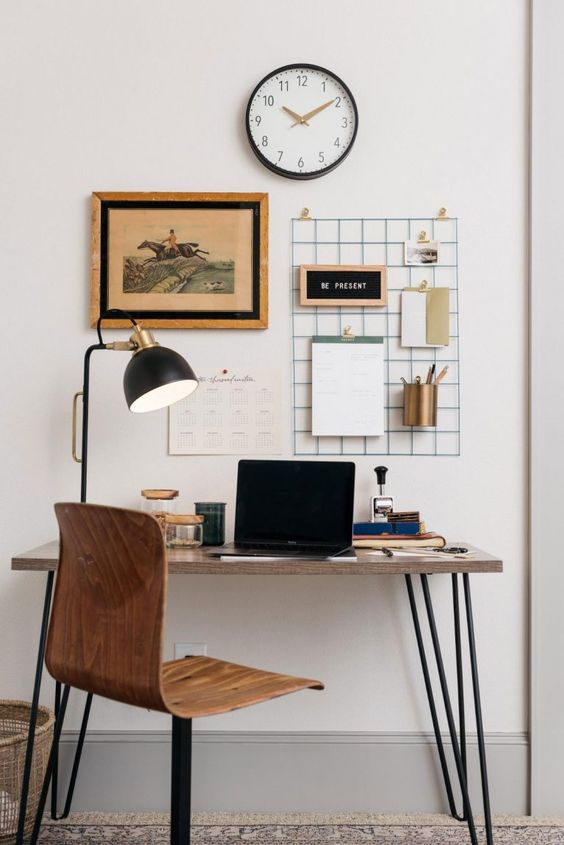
282, 106, 309, 126
300, 98, 336, 123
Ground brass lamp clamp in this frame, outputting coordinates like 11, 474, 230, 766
105, 325, 159, 354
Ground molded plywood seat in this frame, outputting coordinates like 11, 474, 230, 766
31, 503, 323, 845
161, 655, 323, 719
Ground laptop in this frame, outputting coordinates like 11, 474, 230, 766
214, 459, 356, 559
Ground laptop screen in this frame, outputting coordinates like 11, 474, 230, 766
235, 460, 355, 546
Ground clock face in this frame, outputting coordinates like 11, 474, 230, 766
246, 63, 358, 180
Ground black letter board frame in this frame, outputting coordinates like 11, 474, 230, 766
299, 264, 387, 306
291, 215, 460, 457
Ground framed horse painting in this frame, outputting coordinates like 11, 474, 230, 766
90, 192, 268, 328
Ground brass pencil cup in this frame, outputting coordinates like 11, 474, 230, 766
403, 384, 437, 427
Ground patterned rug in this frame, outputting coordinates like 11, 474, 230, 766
35, 812, 564, 844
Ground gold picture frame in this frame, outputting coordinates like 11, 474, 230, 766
91, 192, 268, 329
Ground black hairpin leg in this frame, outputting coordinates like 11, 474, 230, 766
405, 573, 494, 845
452, 573, 468, 820
51, 682, 62, 818
51, 692, 94, 819
405, 574, 463, 820
16, 572, 95, 842
29, 685, 71, 845
464, 573, 493, 845
16, 572, 54, 845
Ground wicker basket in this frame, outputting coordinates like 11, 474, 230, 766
0, 700, 54, 844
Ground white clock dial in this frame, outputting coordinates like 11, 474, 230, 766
246, 64, 358, 180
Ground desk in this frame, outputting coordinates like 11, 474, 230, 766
13, 542, 502, 845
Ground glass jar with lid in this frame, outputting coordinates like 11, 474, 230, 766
165, 514, 204, 549
140, 489, 179, 516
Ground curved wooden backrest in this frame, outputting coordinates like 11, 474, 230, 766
47, 503, 168, 712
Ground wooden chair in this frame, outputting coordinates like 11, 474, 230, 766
31, 503, 323, 845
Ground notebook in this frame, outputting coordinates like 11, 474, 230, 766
213, 459, 356, 559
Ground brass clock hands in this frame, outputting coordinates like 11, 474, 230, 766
282, 106, 309, 126
299, 98, 336, 124
283, 98, 336, 128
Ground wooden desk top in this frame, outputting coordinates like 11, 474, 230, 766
11, 541, 502, 575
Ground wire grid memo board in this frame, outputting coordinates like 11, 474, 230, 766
291, 215, 460, 456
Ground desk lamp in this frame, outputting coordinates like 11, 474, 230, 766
72, 307, 198, 502
44, 307, 199, 824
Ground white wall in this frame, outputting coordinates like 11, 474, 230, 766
530, 0, 564, 816
1, 0, 528, 741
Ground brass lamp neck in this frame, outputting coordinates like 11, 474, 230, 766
130, 324, 159, 354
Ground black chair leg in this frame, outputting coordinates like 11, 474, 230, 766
171, 717, 192, 845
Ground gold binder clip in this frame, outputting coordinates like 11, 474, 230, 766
436, 207, 450, 221
417, 280, 429, 292
341, 325, 356, 340
299, 207, 313, 221
417, 230, 430, 243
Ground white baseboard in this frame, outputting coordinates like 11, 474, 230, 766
56, 730, 528, 815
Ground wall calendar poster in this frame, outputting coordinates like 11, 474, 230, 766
169, 369, 282, 455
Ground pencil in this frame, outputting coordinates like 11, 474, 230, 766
434, 365, 449, 384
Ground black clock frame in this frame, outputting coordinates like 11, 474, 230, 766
245, 62, 359, 181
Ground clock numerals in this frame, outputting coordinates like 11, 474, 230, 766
298, 157, 304, 169
318, 152, 325, 163
334, 138, 340, 147
278, 80, 289, 91
262, 95, 274, 107
261, 136, 269, 147
297, 74, 308, 86
277, 151, 283, 162
254, 115, 262, 126
335, 97, 341, 108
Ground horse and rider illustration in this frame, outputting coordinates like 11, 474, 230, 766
138, 229, 209, 263
123, 227, 233, 295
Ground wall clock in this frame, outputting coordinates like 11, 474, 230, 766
246, 63, 358, 180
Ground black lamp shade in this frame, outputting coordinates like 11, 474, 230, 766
124, 345, 198, 412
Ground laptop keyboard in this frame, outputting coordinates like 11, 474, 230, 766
238, 542, 338, 555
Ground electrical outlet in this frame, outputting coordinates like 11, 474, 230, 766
174, 642, 207, 660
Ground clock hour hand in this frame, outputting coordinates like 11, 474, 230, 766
282, 105, 309, 126
300, 98, 336, 123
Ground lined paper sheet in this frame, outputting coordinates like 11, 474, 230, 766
311, 337, 384, 436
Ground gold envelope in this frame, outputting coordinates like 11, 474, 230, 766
426, 288, 450, 345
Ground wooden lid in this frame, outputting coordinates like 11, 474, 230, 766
141, 489, 179, 500
164, 514, 204, 525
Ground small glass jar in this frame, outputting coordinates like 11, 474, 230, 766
141, 489, 179, 516
165, 514, 204, 549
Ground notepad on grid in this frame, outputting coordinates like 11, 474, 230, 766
311, 336, 384, 436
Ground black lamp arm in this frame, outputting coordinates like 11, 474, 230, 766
79, 309, 139, 502
79, 343, 106, 502
96, 308, 137, 345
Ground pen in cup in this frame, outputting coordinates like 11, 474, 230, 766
434, 365, 449, 384
425, 364, 436, 384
